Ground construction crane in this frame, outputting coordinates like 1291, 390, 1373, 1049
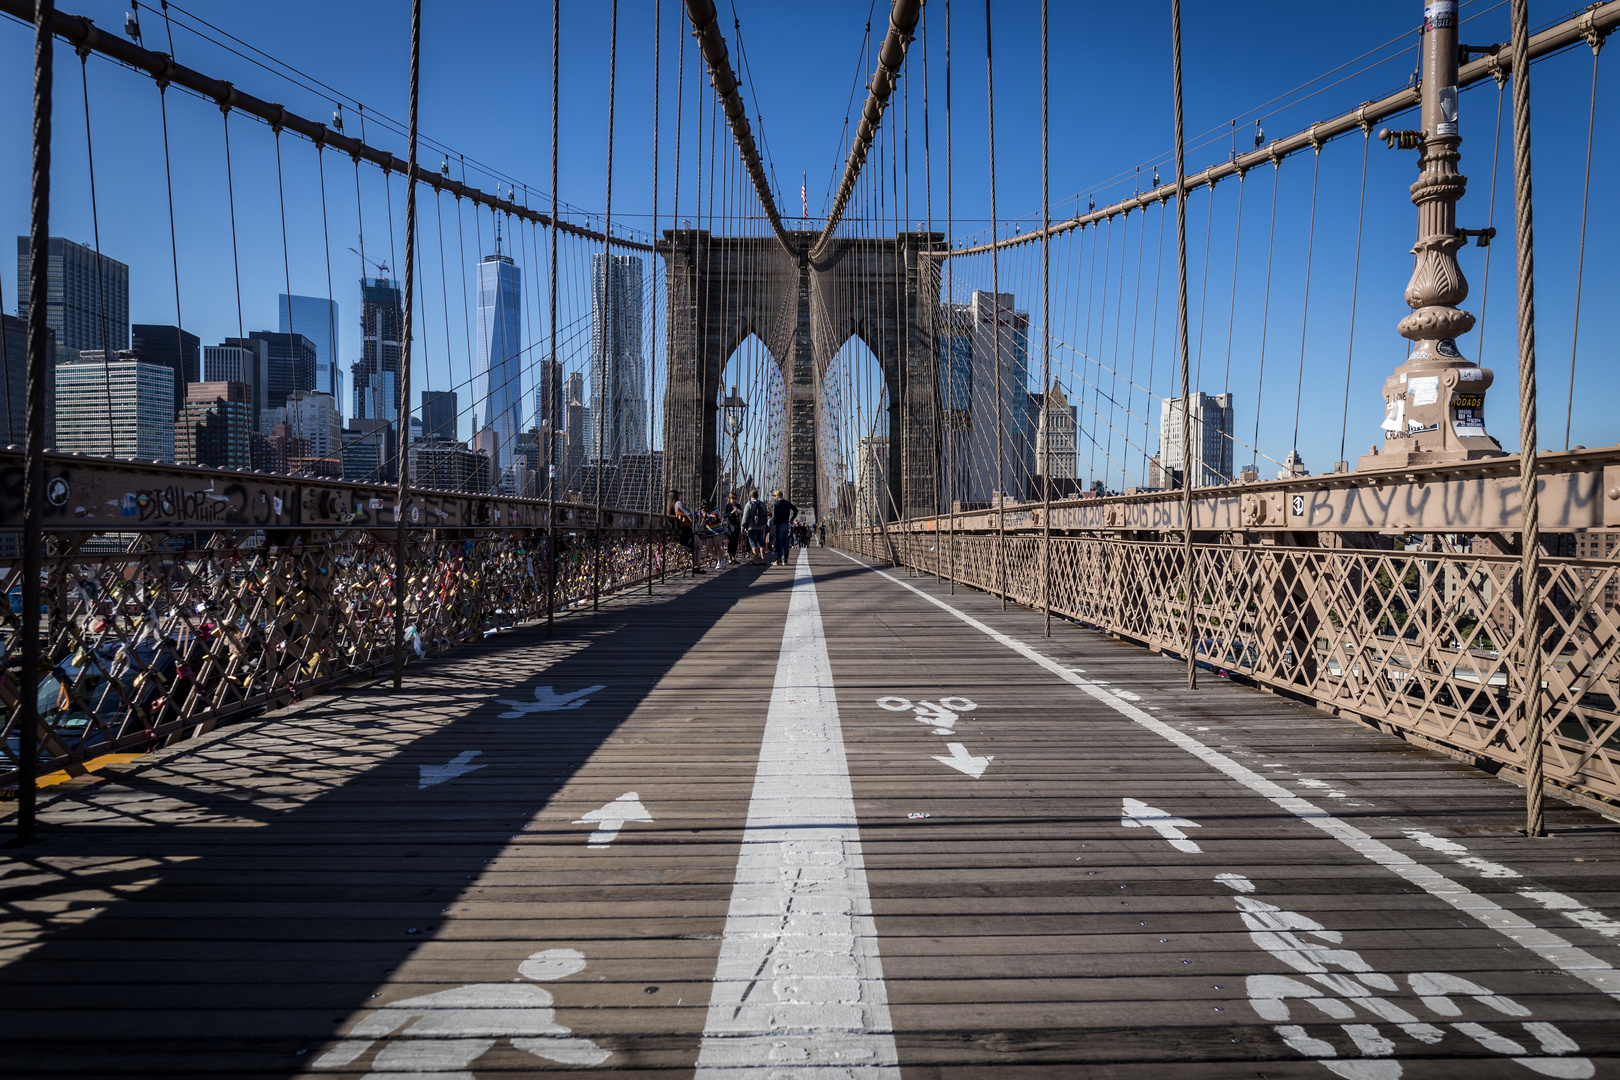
348, 246, 389, 278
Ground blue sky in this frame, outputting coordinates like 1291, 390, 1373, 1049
0, 0, 1612, 474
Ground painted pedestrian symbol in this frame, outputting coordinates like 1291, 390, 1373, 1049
313, 948, 610, 1075
496, 684, 606, 718
1219, 873, 1591, 1078
574, 792, 654, 848
419, 750, 487, 790
877, 695, 992, 778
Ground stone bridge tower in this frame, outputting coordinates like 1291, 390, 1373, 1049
661, 229, 942, 522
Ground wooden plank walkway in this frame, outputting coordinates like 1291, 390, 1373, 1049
3, 547, 1620, 1077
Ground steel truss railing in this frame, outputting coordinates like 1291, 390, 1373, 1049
836, 510, 1620, 813
0, 454, 669, 787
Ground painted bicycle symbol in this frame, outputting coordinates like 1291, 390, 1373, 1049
875, 694, 978, 734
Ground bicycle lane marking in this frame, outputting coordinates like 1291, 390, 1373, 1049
695, 547, 900, 1076
828, 548, 1620, 1004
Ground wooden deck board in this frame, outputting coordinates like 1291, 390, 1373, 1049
3, 548, 1619, 1076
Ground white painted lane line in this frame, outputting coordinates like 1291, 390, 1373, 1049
1520, 891, 1620, 940
696, 548, 898, 1077
830, 548, 1620, 1004
1403, 829, 1521, 879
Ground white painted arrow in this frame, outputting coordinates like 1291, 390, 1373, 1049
932, 742, 994, 778
418, 750, 488, 789
1121, 797, 1202, 853
496, 684, 606, 718
573, 791, 654, 848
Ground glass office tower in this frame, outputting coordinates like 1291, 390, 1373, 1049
474, 241, 523, 472
279, 294, 340, 414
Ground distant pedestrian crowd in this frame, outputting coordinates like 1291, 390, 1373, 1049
666, 487, 822, 576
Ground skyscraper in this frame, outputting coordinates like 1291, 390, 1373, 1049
1033, 381, 1079, 483
1159, 391, 1235, 488
15, 236, 129, 359
936, 291, 1029, 506
175, 381, 252, 469
56, 352, 174, 461
1, 313, 54, 447
132, 324, 200, 418
475, 237, 523, 472
587, 253, 646, 462
855, 435, 890, 526
203, 337, 268, 433
247, 331, 317, 423
422, 390, 457, 442
279, 294, 341, 410
563, 371, 586, 493
351, 277, 403, 424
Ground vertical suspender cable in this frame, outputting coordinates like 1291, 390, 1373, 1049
1564, 37, 1600, 450
79, 52, 116, 457
1338, 130, 1370, 469
393, 0, 421, 691
17, 0, 54, 845
1172, 0, 1196, 691
647, 0, 660, 593
945, 0, 954, 592
158, 77, 186, 434
984, 0, 1004, 610
594, 0, 618, 610
1508, 0, 1544, 838
1040, 0, 1051, 635
1476, 78, 1505, 369
546, 0, 559, 633
1289, 144, 1321, 458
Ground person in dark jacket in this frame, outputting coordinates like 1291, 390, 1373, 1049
724, 493, 742, 566
770, 490, 798, 568
741, 490, 768, 564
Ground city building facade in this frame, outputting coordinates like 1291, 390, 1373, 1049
279, 294, 341, 409
1159, 391, 1235, 488
132, 324, 200, 417
175, 381, 252, 470
937, 291, 1030, 507
422, 390, 457, 442
15, 236, 129, 360
587, 253, 647, 462
1, 313, 54, 447
57, 352, 174, 462
352, 277, 403, 424
475, 244, 523, 473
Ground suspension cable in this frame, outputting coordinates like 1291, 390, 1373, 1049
1337, 128, 1370, 468
1289, 142, 1322, 458
79, 50, 117, 457
1564, 35, 1601, 449
1249, 159, 1280, 469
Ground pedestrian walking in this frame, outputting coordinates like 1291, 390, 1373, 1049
669, 491, 702, 574
741, 489, 769, 564
724, 493, 742, 567
771, 489, 798, 569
